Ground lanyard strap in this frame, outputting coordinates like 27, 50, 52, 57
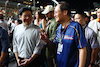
60, 25, 69, 43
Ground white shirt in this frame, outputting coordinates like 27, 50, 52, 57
88, 19, 100, 59
13, 22, 43, 58
88, 19, 100, 45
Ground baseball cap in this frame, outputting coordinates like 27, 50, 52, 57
42, 5, 54, 14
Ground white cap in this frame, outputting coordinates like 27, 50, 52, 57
42, 5, 54, 14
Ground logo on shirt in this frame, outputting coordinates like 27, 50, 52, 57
64, 35, 73, 40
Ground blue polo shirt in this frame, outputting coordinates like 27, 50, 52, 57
54, 21, 87, 67
0, 27, 10, 64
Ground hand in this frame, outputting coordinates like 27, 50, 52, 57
17, 58, 21, 66
40, 28, 45, 33
20, 59, 31, 66
88, 64, 94, 67
40, 32, 49, 43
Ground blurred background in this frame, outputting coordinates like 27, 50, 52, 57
0, 0, 100, 20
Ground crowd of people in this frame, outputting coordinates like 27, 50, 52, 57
0, 1, 100, 67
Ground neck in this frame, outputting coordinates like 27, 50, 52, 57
62, 17, 70, 28
23, 22, 31, 27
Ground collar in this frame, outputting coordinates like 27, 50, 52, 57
22, 22, 33, 29
82, 24, 87, 29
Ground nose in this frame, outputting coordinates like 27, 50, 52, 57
26, 16, 29, 19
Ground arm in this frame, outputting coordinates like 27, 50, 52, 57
88, 29, 99, 67
20, 53, 38, 66
0, 52, 7, 63
40, 32, 56, 48
79, 47, 87, 67
89, 48, 98, 67
0, 28, 10, 64
29, 54, 38, 62
14, 52, 21, 66
42, 19, 47, 30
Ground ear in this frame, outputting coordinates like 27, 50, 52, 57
84, 17, 88, 21
63, 10, 68, 15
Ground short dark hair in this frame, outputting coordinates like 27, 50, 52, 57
59, 1, 71, 16
18, 7, 32, 15
76, 12, 86, 18
90, 14, 97, 19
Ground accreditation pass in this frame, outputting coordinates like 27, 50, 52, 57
57, 43, 63, 54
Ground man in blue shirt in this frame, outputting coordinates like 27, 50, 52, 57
74, 13, 99, 67
40, 2, 87, 67
0, 26, 10, 67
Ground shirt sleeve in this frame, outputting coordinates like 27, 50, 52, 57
0, 28, 10, 53
74, 23, 87, 49
13, 28, 18, 52
33, 30, 43, 54
89, 29, 99, 49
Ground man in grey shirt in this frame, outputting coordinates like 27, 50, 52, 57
13, 7, 43, 67
74, 13, 99, 67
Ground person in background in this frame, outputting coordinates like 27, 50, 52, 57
90, 14, 97, 21
0, 26, 10, 67
0, 13, 8, 30
7, 15, 15, 33
41, 5, 60, 67
74, 12, 99, 67
13, 7, 43, 67
40, 2, 87, 67
88, 8, 100, 67
34, 10, 42, 26
9, 19, 22, 52
34, 10, 47, 30
14, 20, 22, 27
7, 16, 14, 25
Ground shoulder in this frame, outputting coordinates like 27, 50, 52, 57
57, 24, 62, 29
32, 24, 40, 29
0, 26, 7, 31
15, 24, 22, 29
30, 23, 41, 33
85, 27, 94, 33
51, 18, 57, 23
88, 19, 97, 27
89, 19, 97, 23
0, 26, 8, 36
69, 21, 81, 28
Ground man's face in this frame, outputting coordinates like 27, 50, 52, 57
19, 10, 33, 26
45, 12, 53, 20
97, 8, 100, 18
74, 14, 85, 26
54, 5, 64, 23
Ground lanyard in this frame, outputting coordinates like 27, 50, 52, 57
60, 24, 69, 43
